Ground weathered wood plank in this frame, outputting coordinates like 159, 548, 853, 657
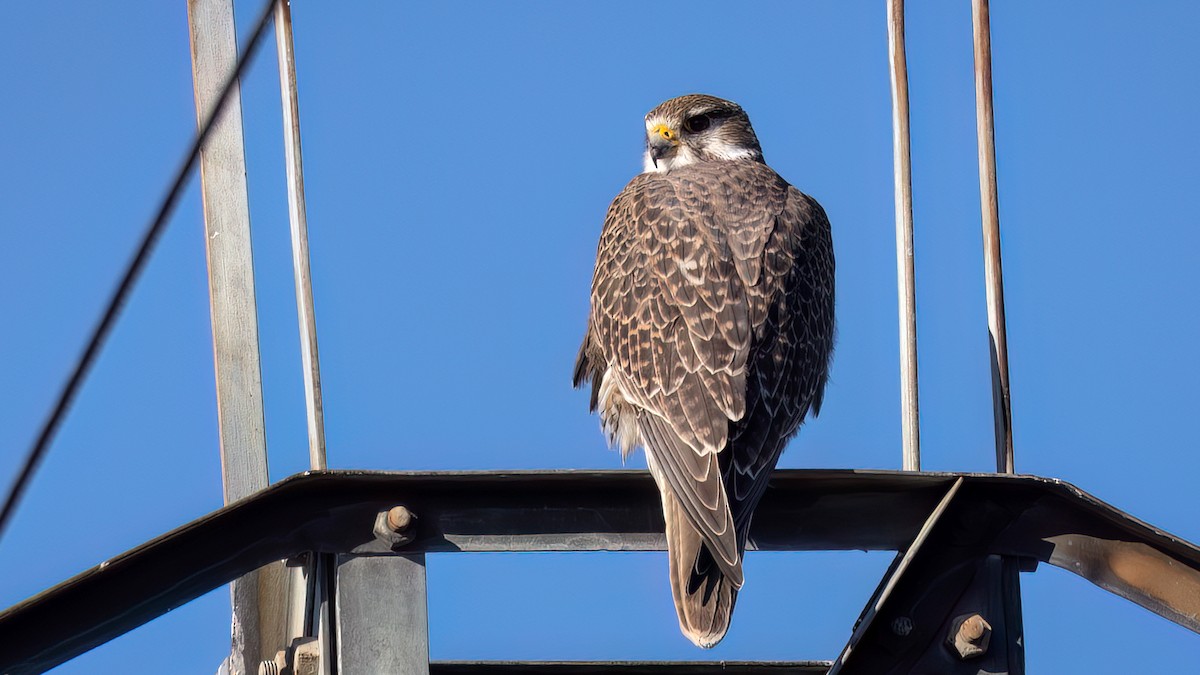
187, 0, 269, 505
185, 0, 280, 671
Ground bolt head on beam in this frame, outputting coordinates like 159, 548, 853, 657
373, 505, 416, 549
387, 505, 413, 532
947, 612, 991, 659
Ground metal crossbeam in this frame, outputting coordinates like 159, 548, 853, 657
0, 470, 1197, 674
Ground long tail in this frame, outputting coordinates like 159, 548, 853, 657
663, 488, 742, 648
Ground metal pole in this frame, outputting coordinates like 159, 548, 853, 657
886, 0, 921, 471
274, 0, 328, 471
273, 7, 331, 671
971, 0, 1015, 474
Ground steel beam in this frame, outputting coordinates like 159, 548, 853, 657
335, 553, 430, 675
1, 470, 1197, 674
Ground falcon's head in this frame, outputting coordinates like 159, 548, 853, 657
642, 94, 764, 174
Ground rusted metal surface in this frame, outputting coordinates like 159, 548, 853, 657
886, 0, 921, 472
0, 470, 1197, 673
993, 490, 1200, 629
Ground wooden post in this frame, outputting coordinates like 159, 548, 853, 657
186, 0, 286, 671
971, 0, 1015, 474
887, 0, 921, 471
274, 0, 328, 471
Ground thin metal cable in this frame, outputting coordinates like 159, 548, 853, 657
0, 0, 280, 545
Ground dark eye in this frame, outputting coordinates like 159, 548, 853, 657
683, 114, 712, 134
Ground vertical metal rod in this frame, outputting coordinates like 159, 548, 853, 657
886, 0, 921, 471
971, 0, 1015, 474
274, 0, 327, 471
275, 9, 328, 670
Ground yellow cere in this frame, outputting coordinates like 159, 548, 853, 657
651, 124, 678, 143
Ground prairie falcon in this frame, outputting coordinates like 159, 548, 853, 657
574, 94, 835, 647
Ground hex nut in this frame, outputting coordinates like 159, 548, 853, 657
891, 616, 914, 637
291, 637, 320, 675
947, 613, 991, 660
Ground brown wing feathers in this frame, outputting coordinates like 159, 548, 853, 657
575, 155, 834, 648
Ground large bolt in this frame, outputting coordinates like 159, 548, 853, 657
387, 505, 413, 532
373, 505, 417, 549
258, 649, 287, 675
891, 616, 914, 637
947, 612, 992, 659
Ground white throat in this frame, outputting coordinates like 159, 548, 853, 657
642, 143, 759, 174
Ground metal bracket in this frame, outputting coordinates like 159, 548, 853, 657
831, 478, 1027, 674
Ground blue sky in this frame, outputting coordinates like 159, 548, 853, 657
1, 1, 1197, 671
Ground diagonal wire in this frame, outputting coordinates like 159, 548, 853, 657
0, 0, 280, 546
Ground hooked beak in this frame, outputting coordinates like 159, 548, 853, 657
647, 123, 679, 168
648, 140, 673, 168
643, 124, 681, 169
